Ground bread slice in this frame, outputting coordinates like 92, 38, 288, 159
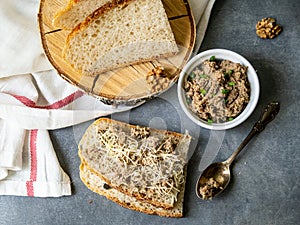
52, 0, 121, 29
63, 0, 178, 76
80, 163, 186, 217
78, 118, 191, 209
52, 0, 110, 30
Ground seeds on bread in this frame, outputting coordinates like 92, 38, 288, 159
63, 0, 178, 76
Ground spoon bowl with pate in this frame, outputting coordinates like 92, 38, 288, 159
196, 102, 280, 200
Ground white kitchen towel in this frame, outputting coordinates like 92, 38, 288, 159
0, 0, 215, 197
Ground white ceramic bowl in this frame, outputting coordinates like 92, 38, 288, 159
177, 49, 260, 130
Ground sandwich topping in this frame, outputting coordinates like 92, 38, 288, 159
81, 123, 189, 206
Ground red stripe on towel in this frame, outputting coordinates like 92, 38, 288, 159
45, 91, 84, 109
26, 129, 38, 197
12, 90, 84, 109
13, 95, 36, 108
11, 89, 84, 196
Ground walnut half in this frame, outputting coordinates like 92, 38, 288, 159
256, 17, 282, 39
146, 66, 171, 93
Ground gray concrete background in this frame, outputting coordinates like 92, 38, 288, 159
0, 0, 299, 224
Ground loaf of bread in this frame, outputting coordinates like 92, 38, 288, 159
63, 0, 178, 76
52, 0, 118, 29
80, 163, 186, 217
78, 118, 191, 210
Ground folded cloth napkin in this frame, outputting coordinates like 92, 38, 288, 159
0, 0, 215, 197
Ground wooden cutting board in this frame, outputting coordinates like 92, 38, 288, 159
38, 0, 195, 105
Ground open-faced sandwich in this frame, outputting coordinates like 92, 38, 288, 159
78, 118, 192, 217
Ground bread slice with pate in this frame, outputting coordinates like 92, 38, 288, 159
79, 163, 186, 217
78, 118, 191, 209
63, 0, 178, 76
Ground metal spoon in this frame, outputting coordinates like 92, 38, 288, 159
196, 102, 280, 200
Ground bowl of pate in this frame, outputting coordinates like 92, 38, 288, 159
177, 49, 260, 130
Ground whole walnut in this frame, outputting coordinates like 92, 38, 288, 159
256, 17, 282, 39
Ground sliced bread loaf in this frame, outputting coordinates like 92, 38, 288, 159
79, 163, 186, 217
63, 0, 178, 76
52, 0, 127, 29
78, 118, 191, 209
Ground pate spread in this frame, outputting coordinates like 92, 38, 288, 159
184, 57, 250, 123
199, 177, 223, 200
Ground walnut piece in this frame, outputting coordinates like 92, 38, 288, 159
256, 17, 282, 39
146, 66, 171, 93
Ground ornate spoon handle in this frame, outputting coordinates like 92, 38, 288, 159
225, 101, 280, 165
253, 101, 280, 132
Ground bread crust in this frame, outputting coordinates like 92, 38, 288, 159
78, 118, 191, 209
53, 0, 133, 29
52, 0, 76, 28
66, 0, 135, 43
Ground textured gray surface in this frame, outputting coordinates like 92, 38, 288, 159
1, 0, 299, 224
